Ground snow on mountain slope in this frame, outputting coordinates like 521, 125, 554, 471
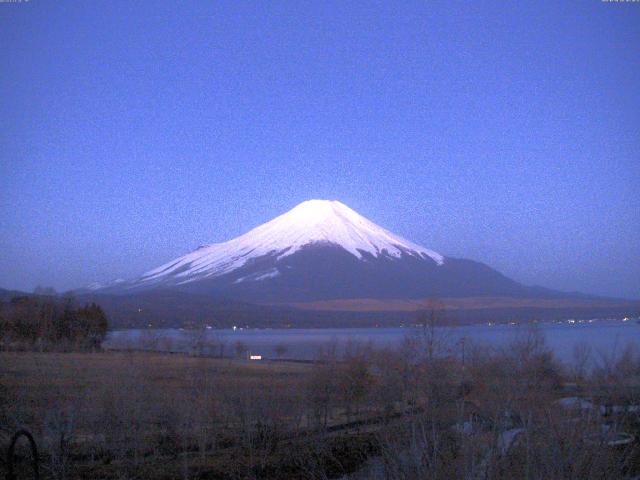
138, 200, 443, 286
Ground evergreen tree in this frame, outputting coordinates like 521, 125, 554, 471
0, 296, 109, 351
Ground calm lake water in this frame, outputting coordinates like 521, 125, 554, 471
105, 319, 640, 365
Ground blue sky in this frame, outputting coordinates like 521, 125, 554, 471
1, 1, 638, 298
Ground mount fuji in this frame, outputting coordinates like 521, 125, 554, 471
95, 200, 556, 303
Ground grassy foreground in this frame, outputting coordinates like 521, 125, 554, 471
1, 351, 364, 479
1, 333, 640, 479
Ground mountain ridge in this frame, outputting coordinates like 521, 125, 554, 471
85, 200, 631, 318
133, 199, 444, 290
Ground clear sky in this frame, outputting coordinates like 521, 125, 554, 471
1, 1, 638, 299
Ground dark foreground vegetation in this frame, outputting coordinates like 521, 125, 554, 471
0, 296, 108, 352
1, 328, 639, 479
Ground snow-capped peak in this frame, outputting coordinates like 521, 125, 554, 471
138, 200, 443, 285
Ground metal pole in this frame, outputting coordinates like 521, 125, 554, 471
6, 429, 39, 480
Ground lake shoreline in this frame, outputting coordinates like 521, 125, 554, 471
105, 319, 640, 365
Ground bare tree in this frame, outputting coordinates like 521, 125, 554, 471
234, 340, 248, 359
572, 341, 593, 381
274, 343, 288, 359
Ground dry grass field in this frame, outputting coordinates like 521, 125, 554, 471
1, 334, 640, 479
0, 351, 310, 408
1, 352, 321, 479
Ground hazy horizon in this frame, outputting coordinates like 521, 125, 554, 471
1, 1, 639, 299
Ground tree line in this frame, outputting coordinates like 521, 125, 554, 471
0, 295, 108, 351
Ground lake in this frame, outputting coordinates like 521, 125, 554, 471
105, 318, 639, 365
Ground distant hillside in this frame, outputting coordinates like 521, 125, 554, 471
79, 289, 640, 330
2, 286, 636, 330
0, 288, 30, 302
